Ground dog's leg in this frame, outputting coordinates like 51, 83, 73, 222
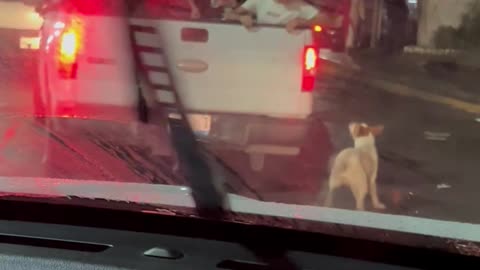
324, 185, 335, 207
324, 191, 334, 207
369, 167, 386, 209
351, 178, 368, 211
324, 176, 342, 207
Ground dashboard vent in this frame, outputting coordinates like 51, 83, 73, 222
0, 234, 111, 252
143, 247, 183, 260
217, 259, 271, 270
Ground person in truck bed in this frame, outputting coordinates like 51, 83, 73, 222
211, 0, 244, 9
225, 0, 340, 33
143, 0, 201, 19
198, 0, 245, 19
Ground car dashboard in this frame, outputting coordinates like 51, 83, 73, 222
0, 198, 477, 270
0, 220, 416, 270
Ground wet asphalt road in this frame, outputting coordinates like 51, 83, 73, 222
0, 56, 479, 224
315, 63, 480, 223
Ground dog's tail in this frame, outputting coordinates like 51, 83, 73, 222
313, 152, 334, 206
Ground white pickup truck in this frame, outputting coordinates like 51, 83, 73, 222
33, 0, 319, 171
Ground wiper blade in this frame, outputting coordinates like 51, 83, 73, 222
123, 1, 226, 218
168, 118, 226, 217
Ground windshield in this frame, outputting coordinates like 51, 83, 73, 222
2, 0, 480, 254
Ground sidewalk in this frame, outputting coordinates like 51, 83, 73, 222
319, 49, 480, 114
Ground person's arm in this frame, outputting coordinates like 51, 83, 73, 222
223, 0, 257, 29
299, 12, 342, 27
286, 4, 341, 33
187, 0, 201, 18
224, 0, 256, 21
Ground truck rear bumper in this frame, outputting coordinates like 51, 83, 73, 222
198, 113, 332, 172
199, 113, 312, 155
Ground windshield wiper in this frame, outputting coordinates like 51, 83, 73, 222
167, 118, 227, 217
123, 1, 226, 218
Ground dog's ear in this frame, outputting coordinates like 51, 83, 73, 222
350, 123, 374, 138
349, 122, 361, 138
369, 125, 384, 136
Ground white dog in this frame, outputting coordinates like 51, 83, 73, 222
324, 122, 386, 211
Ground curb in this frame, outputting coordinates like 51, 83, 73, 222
403, 46, 461, 56
403, 46, 480, 70
322, 63, 480, 115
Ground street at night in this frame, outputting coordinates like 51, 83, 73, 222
0, 1, 478, 258
0, 53, 479, 224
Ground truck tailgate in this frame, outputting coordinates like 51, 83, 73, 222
132, 19, 314, 119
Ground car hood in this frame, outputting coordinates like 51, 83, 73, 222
0, 117, 478, 251
0, 115, 179, 184
0, 176, 478, 246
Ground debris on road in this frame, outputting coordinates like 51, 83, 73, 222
424, 131, 451, 137
391, 190, 402, 205
436, 183, 452, 189
425, 137, 448, 141
424, 131, 451, 141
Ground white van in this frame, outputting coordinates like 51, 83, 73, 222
34, 0, 319, 171
0, 1, 42, 70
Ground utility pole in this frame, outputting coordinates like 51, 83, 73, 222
370, 0, 383, 48
416, 0, 428, 47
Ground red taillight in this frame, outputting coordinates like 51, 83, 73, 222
55, 18, 83, 79
302, 46, 318, 92
59, 30, 79, 64
304, 47, 317, 71
302, 76, 315, 91
313, 25, 323, 32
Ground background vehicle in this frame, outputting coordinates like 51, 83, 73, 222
0, 1, 42, 49
0, 1, 42, 77
310, 0, 347, 52
312, 25, 346, 52
34, 0, 321, 171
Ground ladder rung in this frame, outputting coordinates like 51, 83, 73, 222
151, 84, 174, 91
133, 45, 164, 54
130, 25, 156, 33
143, 65, 169, 73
